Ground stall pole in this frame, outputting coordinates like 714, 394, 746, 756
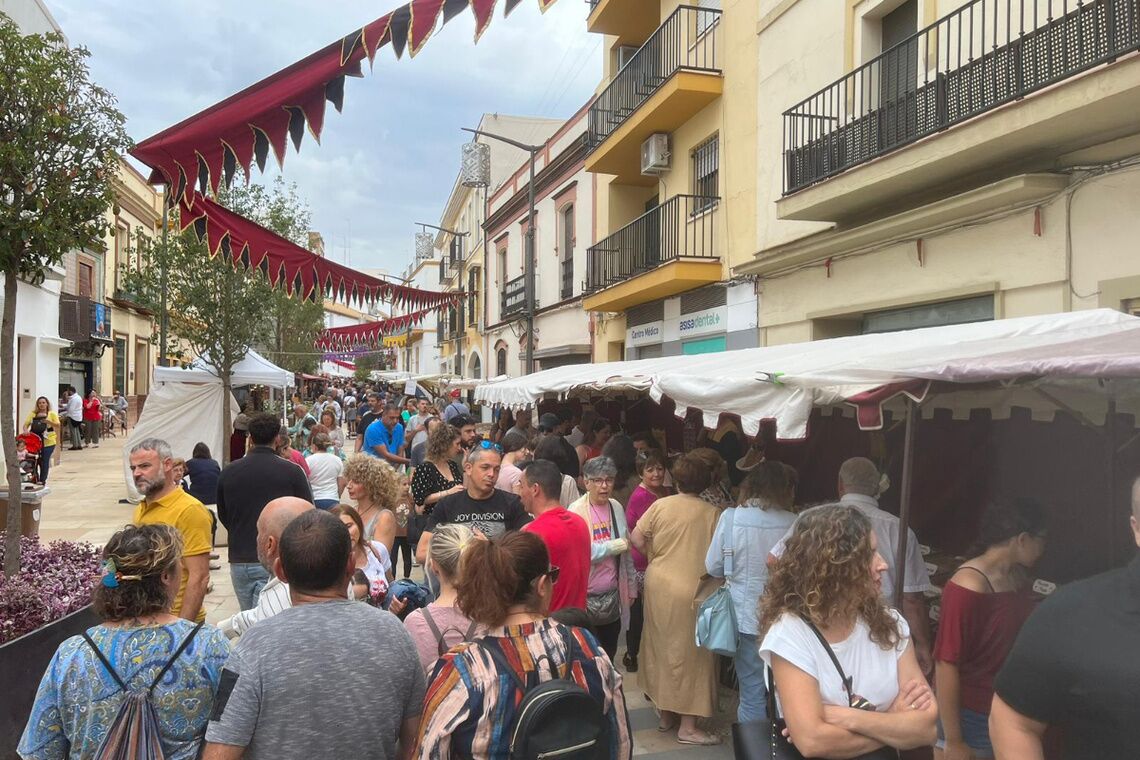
1105, 392, 1118, 567
893, 397, 919, 610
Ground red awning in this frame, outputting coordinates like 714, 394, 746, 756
131, 0, 558, 203
316, 312, 432, 350
180, 190, 462, 309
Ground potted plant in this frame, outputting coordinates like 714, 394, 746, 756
0, 534, 101, 757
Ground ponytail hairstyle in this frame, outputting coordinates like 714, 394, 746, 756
456, 531, 551, 626
428, 523, 475, 581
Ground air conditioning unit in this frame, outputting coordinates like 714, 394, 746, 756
616, 45, 638, 71
640, 133, 671, 175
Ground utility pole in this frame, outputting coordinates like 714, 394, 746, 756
460, 127, 542, 375
158, 196, 169, 367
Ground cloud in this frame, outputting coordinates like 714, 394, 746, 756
48, 0, 601, 272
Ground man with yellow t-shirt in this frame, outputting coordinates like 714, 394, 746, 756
130, 438, 212, 622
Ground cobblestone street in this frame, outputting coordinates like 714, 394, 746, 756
36, 433, 735, 757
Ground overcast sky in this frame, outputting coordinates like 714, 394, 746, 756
47, 0, 601, 273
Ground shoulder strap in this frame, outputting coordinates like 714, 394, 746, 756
149, 621, 205, 692
801, 617, 854, 703
463, 619, 479, 642
421, 607, 447, 654
957, 565, 995, 592
82, 631, 129, 693
722, 508, 736, 579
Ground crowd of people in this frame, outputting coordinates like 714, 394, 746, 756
14, 380, 1140, 759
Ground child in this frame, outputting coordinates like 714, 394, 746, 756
393, 476, 414, 580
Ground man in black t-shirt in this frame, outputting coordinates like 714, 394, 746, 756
415, 444, 530, 564
354, 392, 383, 452
990, 478, 1140, 759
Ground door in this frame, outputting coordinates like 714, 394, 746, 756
641, 195, 660, 273
879, 0, 919, 148
134, 339, 149, 397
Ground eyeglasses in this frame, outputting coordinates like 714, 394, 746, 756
545, 565, 561, 584
478, 440, 503, 452
587, 477, 615, 486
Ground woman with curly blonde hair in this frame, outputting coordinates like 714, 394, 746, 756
343, 453, 400, 554
758, 505, 937, 758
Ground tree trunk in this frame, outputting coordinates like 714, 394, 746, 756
221, 367, 233, 466
3, 271, 23, 577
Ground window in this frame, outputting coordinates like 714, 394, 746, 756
114, 335, 128, 394
694, 0, 721, 37
496, 347, 507, 377
691, 135, 719, 211
467, 267, 479, 324
560, 205, 575, 300
497, 243, 508, 288
862, 295, 994, 334
114, 223, 129, 288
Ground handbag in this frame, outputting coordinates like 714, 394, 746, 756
585, 499, 624, 627
732, 617, 898, 760
695, 508, 738, 657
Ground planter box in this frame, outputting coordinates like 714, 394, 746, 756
0, 605, 99, 760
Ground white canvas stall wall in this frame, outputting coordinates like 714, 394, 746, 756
121, 382, 239, 502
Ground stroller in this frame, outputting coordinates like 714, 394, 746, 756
17, 432, 43, 486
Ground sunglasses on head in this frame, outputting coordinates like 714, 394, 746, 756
478, 440, 503, 452
545, 565, 560, 584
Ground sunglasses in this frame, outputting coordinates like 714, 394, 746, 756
545, 565, 561, 584
478, 440, 503, 452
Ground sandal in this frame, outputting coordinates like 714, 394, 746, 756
677, 732, 722, 746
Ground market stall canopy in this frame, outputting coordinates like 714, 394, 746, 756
475, 310, 1140, 439
153, 348, 295, 388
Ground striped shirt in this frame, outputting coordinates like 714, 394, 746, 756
414, 619, 632, 759
218, 577, 292, 639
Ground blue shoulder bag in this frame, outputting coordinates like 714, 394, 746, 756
695, 508, 738, 657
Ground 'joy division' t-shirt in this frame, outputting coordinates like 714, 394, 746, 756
425, 488, 530, 538
206, 600, 425, 760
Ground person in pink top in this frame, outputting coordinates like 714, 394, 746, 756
518, 459, 590, 612
274, 430, 310, 477
623, 449, 672, 672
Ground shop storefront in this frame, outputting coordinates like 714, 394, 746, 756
624, 283, 758, 360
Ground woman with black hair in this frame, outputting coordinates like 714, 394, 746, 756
935, 499, 1047, 760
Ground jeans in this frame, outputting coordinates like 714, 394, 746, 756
735, 632, 768, 723
936, 707, 995, 758
231, 563, 271, 611
39, 445, 54, 484
313, 498, 339, 510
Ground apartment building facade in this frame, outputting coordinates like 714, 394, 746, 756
483, 104, 595, 378
745, 0, 1140, 343
433, 114, 564, 378
583, 0, 760, 361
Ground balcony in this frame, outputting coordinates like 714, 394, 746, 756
587, 0, 660, 45
583, 194, 721, 312
780, 0, 1140, 222
501, 274, 527, 320
585, 6, 723, 186
59, 294, 113, 346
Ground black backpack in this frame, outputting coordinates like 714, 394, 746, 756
477, 625, 610, 760
81, 622, 204, 760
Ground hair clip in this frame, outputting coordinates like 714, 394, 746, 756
101, 558, 119, 588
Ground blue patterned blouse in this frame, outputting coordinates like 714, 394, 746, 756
19, 620, 230, 760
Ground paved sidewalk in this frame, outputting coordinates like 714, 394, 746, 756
35, 434, 735, 758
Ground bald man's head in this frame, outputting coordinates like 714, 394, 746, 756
256, 497, 315, 572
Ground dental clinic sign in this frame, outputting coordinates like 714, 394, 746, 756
678, 306, 725, 339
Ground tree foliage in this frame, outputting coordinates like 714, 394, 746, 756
0, 14, 131, 575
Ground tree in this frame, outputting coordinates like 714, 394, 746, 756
121, 227, 274, 467
221, 178, 325, 374
0, 16, 130, 576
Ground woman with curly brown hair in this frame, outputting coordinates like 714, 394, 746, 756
410, 423, 463, 517
20, 524, 230, 759
759, 504, 937, 758
343, 453, 400, 554
630, 452, 722, 746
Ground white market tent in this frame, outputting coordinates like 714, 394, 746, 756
476, 309, 1140, 440
123, 350, 294, 501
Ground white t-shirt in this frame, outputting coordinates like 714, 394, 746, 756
306, 451, 344, 501
760, 610, 910, 713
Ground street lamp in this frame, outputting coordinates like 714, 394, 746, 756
460, 126, 542, 375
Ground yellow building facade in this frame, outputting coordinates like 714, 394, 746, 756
584, 0, 760, 360
744, 0, 1140, 343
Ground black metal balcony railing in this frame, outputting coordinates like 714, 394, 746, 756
588, 5, 722, 150
501, 275, 528, 319
585, 194, 718, 295
783, 0, 1140, 195
560, 256, 575, 300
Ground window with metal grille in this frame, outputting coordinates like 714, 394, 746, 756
560, 205, 574, 301
114, 336, 127, 394
496, 347, 507, 377
680, 285, 726, 314
627, 300, 665, 326
691, 135, 719, 212
468, 267, 479, 324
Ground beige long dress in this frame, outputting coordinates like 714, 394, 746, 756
638, 492, 721, 717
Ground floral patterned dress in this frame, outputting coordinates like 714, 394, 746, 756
19, 620, 230, 760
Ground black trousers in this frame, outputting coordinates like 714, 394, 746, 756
626, 595, 644, 658
593, 618, 621, 662
392, 536, 413, 579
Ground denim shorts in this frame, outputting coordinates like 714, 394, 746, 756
935, 707, 994, 758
